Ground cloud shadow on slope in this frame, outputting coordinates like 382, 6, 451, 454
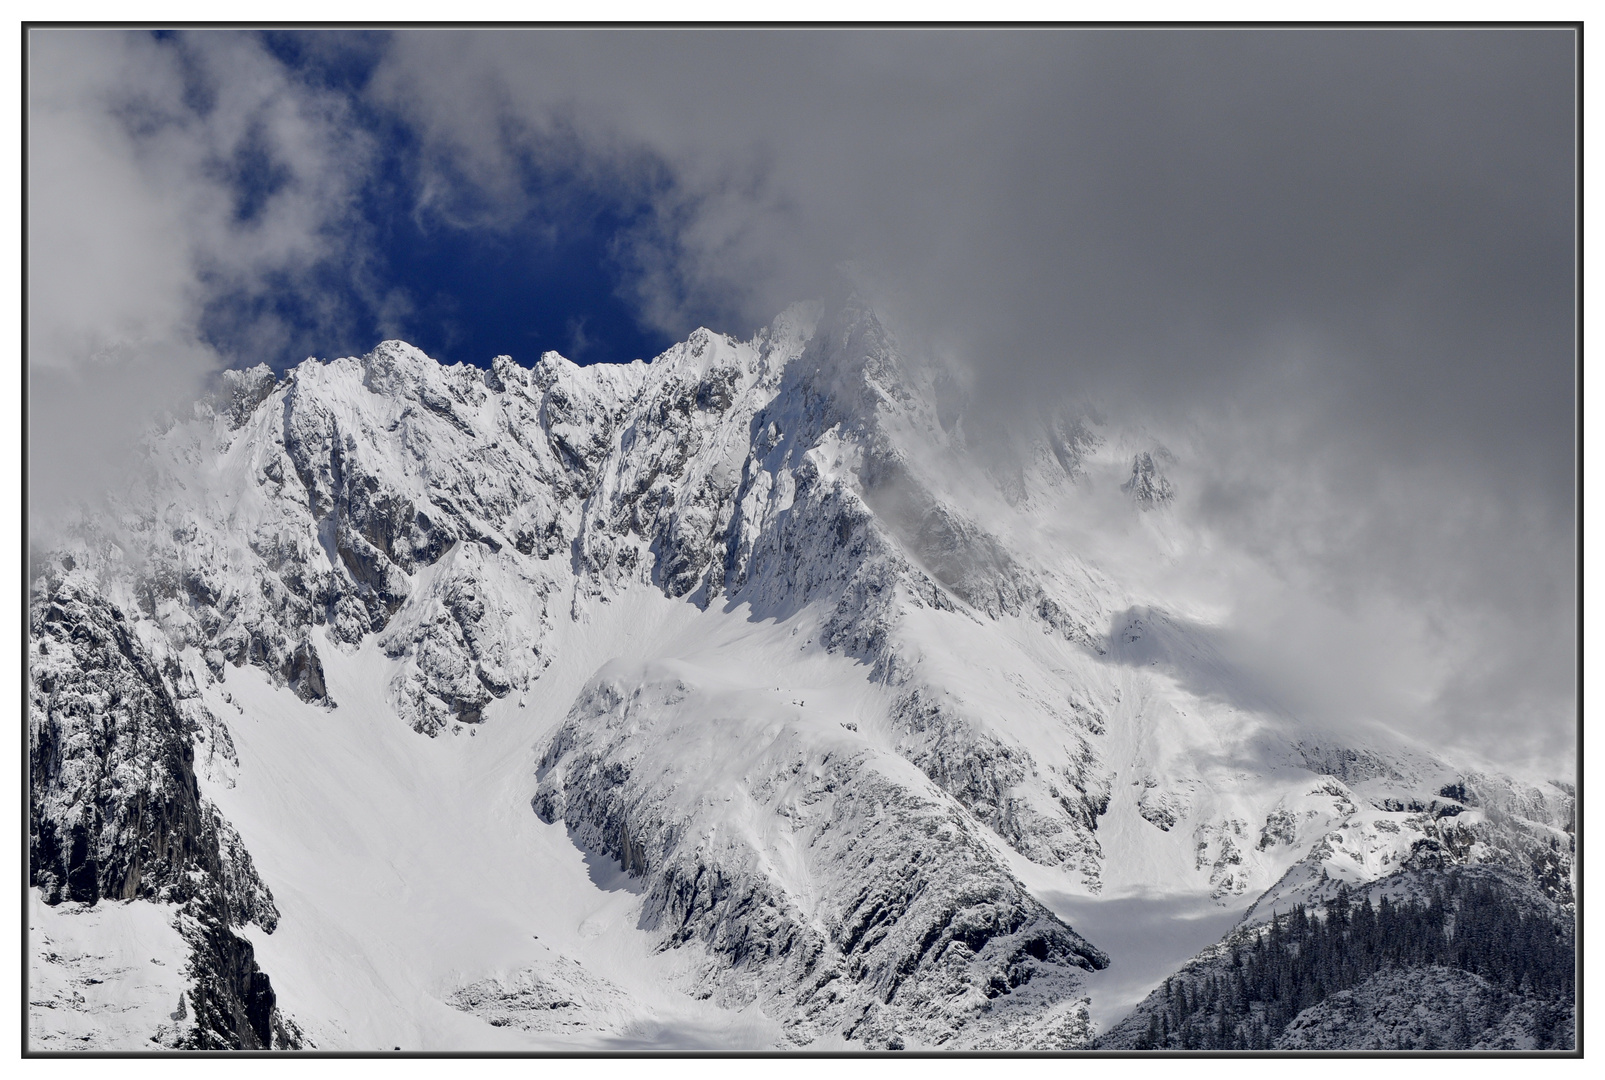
1104, 605, 1291, 721
1037, 887, 1251, 1032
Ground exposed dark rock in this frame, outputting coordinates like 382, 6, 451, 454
283, 639, 331, 706
1121, 451, 1174, 508
534, 671, 1106, 1047
31, 312, 1574, 1051
29, 568, 297, 1047
215, 365, 279, 430
176, 886, 302, 1049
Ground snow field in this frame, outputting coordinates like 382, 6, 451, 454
29, 890, 191, 1050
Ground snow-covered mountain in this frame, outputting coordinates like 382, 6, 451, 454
28, 296, 1574, 1050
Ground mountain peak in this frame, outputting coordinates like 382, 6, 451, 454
29, 303, 1573, 1050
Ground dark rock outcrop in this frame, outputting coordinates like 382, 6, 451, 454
30, 567, 299, 1049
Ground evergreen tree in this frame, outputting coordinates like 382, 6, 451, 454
1127, 870, 1574, 1050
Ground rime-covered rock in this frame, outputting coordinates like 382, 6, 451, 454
30, 292, 1572, 1049
532, 662, 1107, 1048
29, 563, 299, 1048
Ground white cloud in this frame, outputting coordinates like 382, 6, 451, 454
27, 29, 370, 531
364, 30, 1574, 773
24, 28, 1574, 774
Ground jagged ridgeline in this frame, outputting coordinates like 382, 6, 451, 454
29, 297, 1573, 1050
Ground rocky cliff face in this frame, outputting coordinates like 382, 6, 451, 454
30, 564, 299, 1048
29, 295, 1572, 1049
531, 662, 1107, 1048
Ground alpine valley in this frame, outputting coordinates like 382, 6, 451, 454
27, 296, 1575, 1051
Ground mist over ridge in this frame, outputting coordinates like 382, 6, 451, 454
27, 27, 1575, 990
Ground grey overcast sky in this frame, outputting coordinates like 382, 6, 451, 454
28, 28, 1577, 773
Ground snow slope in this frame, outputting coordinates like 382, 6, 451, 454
28, 294, 1573, 1049
200, 589, 806, 1049
28, 891, 191, 1050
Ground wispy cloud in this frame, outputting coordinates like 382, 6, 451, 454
28, 29, 373, 529
366, 28, 1574, 769
27, 28, 1575, 773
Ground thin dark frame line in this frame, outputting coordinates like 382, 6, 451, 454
1570, 18, 1584, 1061
14, 20, 1591, 30
21, 19, 30, 1060
17, 20, 1583, 1059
